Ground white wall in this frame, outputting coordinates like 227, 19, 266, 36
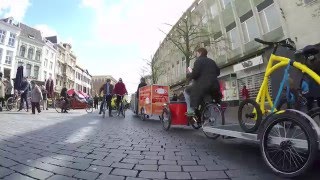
277, 0, 320, 48
41, 41, 57, 82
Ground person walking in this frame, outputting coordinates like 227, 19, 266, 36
30, 81, 42, 114
93, 95, 99, 109
19, 77, 30, 112
241, 85, 250, 100
41, 85, 48, 110
0, 72, 5, 110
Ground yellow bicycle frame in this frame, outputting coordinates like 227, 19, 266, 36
255, 54, 320, 115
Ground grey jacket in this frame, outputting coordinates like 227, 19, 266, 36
31, 85, 43, 102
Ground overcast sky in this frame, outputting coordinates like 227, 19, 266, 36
0, 0, 194, 94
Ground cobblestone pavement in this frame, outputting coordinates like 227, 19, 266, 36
0, 109, 319, 180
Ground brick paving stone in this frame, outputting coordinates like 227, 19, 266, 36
65, 162, 91, 170
226, 169, 256, 178
190, 171, 228, 179
104, 156, 123, 162
196, 159, 216, 165
159, 165, 182, 172
86, 153, 106, 160
183, 165, 206, 172
121, 158, 140, 164
91, 159, 113, 167
97, 174, 125, 180
47, 175, 77, 180
9, 164, 36, 174
0, 157, 18, 167
74, 171, 100, 180
0, 166, 14, 178
181, 155, 200, 161
71, 152, 87, 158
112, 168, 138, 177
231, 176, 261, 180
205, 164, 228, 171
125, 150, 141, 155
134, 164, 158, 171
126, 155, 145, 160
164, 155, 182, 160
126, 178, 150, 180
158, 160, 177, 165
87, 165, 112, 174
111, 162, 135, 169
50, 166, 80, 177
138, 160, 157, 165
27, 168, 54, 179
118, 146, 133, 150
72, 157, 94, 164
166, 172, 191, 180
3, 173, 35, 180
177, 160, 197, 165
144, 155, 163, 160
133, 147, 149, 151
138, 171, 165, 179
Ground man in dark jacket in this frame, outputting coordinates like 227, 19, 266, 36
99, 79, 114, 117
60, 87, 69, 113
185, 48, 221, 116
135, 77, 147, 114
19, 77, 30, 111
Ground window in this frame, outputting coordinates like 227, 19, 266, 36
0, 29, 6, 44
259, 4, 281, 34
59, 81, 61, 86
304, 0, 317, 4
0, 48, 2, 64
28, 48, 34, 59
26, 64, 31, 77
8, 33, 16, 46
222, 0, 232, 8
241, 17, 260, 43
44, 71, 47, 80
34, 66, 39, 79
44, 59, 48, 67
46, 49, 49, 55
51, 52, 54, 59
35, 50, 41, 61
202, 15, 208, 24
50, 62, 53, 70
20, 45, 26, 57
227, 27, 241, 50
56, 79, 58, 85
5, 50, 13, 65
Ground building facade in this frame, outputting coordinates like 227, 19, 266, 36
154, 0, 320, 105
54, 43, 76, 93
75, 65, 92, 94
92, 75, 117, 96
41, 38, 57, 82
15, 23, 44, 81
0, 17, 20, 81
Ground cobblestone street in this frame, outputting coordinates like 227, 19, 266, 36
0, 109, 319, 180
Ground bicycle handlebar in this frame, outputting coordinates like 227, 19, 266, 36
254, 38, 296, 51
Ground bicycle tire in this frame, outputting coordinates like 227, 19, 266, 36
54, 99, 62, 113
238, 99, 262, 133
86, 104, 93, 113
160, 108, 171, 131
6, 97, 15, 111
307, 107, 320, 126
260, 111, 318, 177
201, 103, 224, 139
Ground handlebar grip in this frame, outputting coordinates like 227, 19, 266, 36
254, 38, 274, 46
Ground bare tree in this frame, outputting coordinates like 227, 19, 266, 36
140, 58, 167, 84
159, 11, 228, 71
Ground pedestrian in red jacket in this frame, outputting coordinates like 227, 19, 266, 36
113, 78, 128, 110
241, 85, 250, 100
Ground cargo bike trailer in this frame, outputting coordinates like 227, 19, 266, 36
203, 38, 320, 178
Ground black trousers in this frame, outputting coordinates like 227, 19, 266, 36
116, 95, 123, 109
100, 95, 112, 115
20, 93, 29, 110
306, 97, 320, 111
31, 102, 41, 114
94, 101, 98, 109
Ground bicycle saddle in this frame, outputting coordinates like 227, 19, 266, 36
296, 45, 319, 57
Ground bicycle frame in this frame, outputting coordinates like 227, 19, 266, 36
256, 54, 320, 115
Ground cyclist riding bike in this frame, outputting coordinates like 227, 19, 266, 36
99, 79, 114, 117
184, 48, 221, 116
113, 78, 128, 114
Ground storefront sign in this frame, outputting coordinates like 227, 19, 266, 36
233, 56, 263, 72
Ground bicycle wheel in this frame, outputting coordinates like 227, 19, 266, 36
6, 97, 15, 111
140, 107, 146, 121
238, 99, 262, 133
260, 111, 317, 177
307, 107, 320, 126
86, 103, 93, 113
54, 99, 62, 113
121, 103, 126, 118
102, 101, 106, 118
201, 103, 224, 139
160, 108, 171, 131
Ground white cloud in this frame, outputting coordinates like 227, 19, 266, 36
34, 24, 58, 37
0, 0, 31, 21
79, 0, 194, 93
